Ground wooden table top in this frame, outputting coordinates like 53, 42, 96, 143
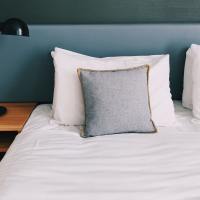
0, 103, 37, 132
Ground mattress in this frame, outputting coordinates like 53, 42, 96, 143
0, 101, 200, 200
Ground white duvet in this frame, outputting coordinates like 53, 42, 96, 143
1, 101, 200, 200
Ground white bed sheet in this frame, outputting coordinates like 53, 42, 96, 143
1, 101, 200, 200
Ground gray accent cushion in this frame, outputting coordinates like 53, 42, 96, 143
78, 66, 156, 137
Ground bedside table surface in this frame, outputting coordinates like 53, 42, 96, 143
0, 103, 36, 132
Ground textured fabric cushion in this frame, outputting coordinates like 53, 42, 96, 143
52, 47, 175, 127
78, 66, 156, 137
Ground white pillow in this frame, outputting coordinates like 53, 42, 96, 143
52, 47, 175, 126
182, 48, 193, 109
192, 55, 200, 119
183, 44, 199, 109
182, 44, 200, 110
51, 47, 85, 57
185, 45, 200, 119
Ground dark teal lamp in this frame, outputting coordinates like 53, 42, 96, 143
0, 18, 29, 116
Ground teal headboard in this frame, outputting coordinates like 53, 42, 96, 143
0, 24, 199, 102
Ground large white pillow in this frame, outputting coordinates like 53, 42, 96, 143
182, 48, 193, 109
184, 45, 200, 119
192, 55, 200, 119
52, 47, 175, 126
182, 44, 200, 109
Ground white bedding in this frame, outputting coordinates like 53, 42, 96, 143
1, 101, 200, 200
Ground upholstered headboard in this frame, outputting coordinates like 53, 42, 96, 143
0, 24, 199, 102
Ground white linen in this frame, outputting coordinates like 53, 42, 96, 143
52, 47, 175, 127
0, 101, 200, 200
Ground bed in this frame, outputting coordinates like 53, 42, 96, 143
1, 24, 200, 199
0, 101, 200, 200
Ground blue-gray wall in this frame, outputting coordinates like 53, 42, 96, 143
1, 0, 200, 23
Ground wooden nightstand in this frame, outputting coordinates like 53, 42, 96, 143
0, 103, 36, 158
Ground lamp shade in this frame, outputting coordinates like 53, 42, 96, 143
1, 18, 29, 37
